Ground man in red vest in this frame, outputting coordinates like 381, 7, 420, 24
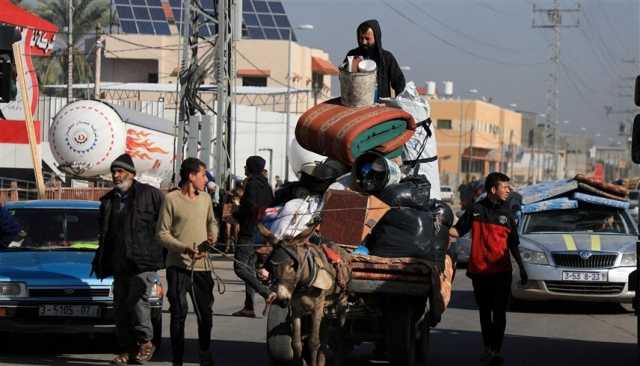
449, 172, 528, 365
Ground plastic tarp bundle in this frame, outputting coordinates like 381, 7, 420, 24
383, 82, 441, 200
269, 197, 321, 240
522, 197, 578, 214
573, 192, 630, 209
295, 98, 416, 165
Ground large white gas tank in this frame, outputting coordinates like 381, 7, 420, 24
50, 100, 174, 183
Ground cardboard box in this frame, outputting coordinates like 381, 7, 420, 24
320, 190, 390, 246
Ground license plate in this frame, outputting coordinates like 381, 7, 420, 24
38, 304, 100, 318
561, 271, 607, 282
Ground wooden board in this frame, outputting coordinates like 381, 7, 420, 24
320, 190, 389, 246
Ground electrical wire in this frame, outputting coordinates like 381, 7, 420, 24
405, 0, 523, 53
381, 0, 546, 67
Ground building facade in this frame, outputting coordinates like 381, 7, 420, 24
431, 99, 522, 187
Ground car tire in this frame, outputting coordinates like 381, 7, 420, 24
151, 307, 163, 348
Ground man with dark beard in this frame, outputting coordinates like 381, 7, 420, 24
346, 19, 406, 99
92, 154, 164, 365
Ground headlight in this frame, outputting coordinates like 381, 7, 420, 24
621, 253, 637, 267
520, 248, 549, 265
0, 282, 27, 297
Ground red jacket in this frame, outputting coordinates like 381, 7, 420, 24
455, 197, 519, 276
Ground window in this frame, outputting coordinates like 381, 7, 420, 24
437, 119, 452, 129
243, 76, 267, 87
524, 208, 628, 234
148, 73, 159, 83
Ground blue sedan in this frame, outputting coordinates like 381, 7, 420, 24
0, 200, 163, 345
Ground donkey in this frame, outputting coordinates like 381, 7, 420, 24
258, 223, 351, 366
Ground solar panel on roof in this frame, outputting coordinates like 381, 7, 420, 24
263, 27, 279, 40
253, 1, 268, 12
149, 7, 165, 20
258, 14, 275, 27
154, 21, 170, 35
132, 6, 150, 19
137, 21, 154, 34
273, 14, 289, 28
244, 13, 258, 26
268, 1, 285, 14
113, 0, 296, 39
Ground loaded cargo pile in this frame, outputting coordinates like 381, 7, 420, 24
519, 174, 629, 213
261, 68, 454, 320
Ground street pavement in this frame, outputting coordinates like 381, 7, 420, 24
0, 257, 636, 366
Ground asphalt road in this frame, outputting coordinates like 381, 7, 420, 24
0, 257, 637, 366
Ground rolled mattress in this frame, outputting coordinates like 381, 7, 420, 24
295, 98, 416, 165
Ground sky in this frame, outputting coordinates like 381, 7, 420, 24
283, 0, 639, 146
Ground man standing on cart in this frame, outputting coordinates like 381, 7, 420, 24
449, 172, 528, 365
346, 19, 406, 99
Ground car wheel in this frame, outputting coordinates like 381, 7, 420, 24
151, 307, 163, 348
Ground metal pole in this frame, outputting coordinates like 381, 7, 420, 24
67, 0, 73, 102
94, 26, 102, 100
215, 0, 229, 187
457, 97, 464, 186
284, 31, 292, 182
259, 148, 273, 185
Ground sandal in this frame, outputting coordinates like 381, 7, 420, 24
111, 353, 130, 366
134, 341, 156, 363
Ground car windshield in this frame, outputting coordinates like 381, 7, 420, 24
524, 207, 630, 235
5, 208, 99, 251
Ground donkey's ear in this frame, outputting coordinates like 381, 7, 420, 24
258, 223, 277, 245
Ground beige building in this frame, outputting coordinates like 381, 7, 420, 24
99, 34, 337, 112
431, 99, 522, 187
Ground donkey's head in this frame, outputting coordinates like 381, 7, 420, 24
258, 221, 318, 302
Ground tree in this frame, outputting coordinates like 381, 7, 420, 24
32, 0, 110, 87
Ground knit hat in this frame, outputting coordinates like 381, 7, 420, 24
245, 155, 266, 175
111, 153, 136, 174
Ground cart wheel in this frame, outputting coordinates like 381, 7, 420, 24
386, 298, 417, 366
266, 302, 295, 365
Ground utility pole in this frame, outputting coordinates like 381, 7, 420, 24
215, 0, 235, 188
533, 0, 579, 179
94, 25, 102, 100
67, 0, 73, 102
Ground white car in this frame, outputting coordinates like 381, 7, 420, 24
440, 185, 453, 202
512, 204, 636, 305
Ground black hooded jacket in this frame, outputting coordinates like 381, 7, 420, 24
233, 174, 274, 239
346, 19, 406, 99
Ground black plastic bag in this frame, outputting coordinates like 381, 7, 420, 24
378, 175, 431, 208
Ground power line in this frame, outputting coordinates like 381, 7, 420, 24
380, 0, 545, 67
405, 0, 522, 53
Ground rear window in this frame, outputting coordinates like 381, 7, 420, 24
523, 207, 631, 235
5, 208, 99, 251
